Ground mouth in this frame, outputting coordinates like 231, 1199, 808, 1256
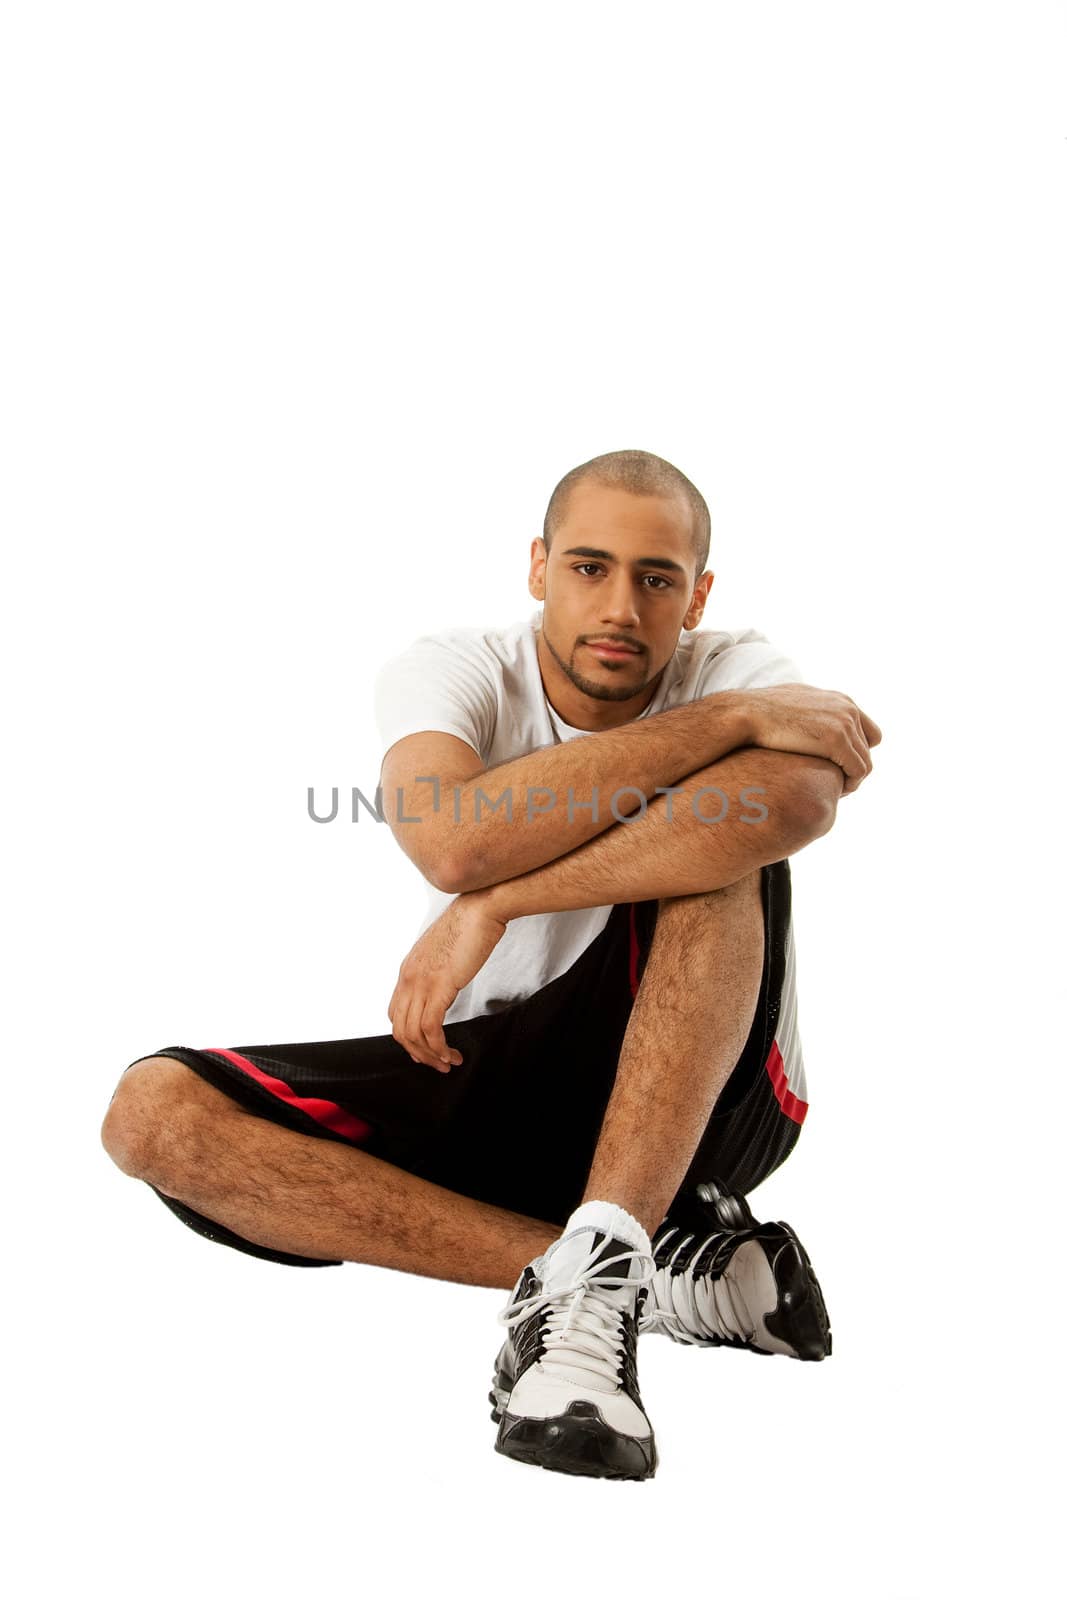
585, 641, 641, 661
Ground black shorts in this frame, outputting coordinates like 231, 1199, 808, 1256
126, 860, 809, 1268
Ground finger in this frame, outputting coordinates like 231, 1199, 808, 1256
859, 712, 882, 747
391, 989, 440, 1070
387, 970, 411, 1027
421, 994, 462, 1067
406, 992, 438, 1065
400, 990, 450, 1072
839, 763, 869, 796
411, 992, 457, 1071
849, 726, 874, 779
841, 728, 874, 788
388, 984, 408, 1043
832, 729, 869, 785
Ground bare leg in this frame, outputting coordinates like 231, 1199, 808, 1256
103, 877, 761, 1289
101, 1059, 560, 1290
581, 871, 765, 1237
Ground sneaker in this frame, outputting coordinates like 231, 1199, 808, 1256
639, 1179, 832, 1360
489, 1201, 658, 1480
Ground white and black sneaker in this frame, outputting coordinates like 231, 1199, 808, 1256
640, 1179, 832, 1360
489, 1201, 658, 1481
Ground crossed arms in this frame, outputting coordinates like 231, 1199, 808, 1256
380, 683, 881, 917
380, 683, 881, 1067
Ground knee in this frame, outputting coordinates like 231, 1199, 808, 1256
100, 1056, 201, 1183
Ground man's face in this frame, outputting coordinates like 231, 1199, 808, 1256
528, 481, 714, 718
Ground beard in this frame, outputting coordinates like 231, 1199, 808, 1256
539, 620, 655, 704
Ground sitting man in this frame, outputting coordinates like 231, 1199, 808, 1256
101, 447, 881, 1482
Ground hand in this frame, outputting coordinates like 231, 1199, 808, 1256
387, 890, 508, 1072
740, 685, 883, 795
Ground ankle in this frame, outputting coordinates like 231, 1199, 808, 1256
566, 1198, 652, 1254
494, 1222, 559, 1288
577, 1192, 665, 1244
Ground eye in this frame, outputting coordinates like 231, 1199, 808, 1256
572, 563, 672, 591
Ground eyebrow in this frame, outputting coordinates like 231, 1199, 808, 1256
560, 545, 688, 576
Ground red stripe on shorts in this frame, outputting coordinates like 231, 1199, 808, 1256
764, 1040, 808, 1124
203, 1047, 373, 1142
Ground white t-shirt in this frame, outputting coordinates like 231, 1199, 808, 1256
373, 606, 805, 1023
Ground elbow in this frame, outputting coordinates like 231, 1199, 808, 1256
429, 852, 475, 896
781, 773, 841, 849
433, 841, 502, 895
801, 792, 839, 843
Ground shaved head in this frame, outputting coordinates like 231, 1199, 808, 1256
543, 449, 711, 579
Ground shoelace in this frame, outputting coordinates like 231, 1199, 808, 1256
638, 1227, 758, 1346
498, 1235, 656, 1389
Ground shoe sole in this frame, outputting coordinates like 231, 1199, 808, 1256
495, 1400, 657, 1480
489, 1366, 657, 1480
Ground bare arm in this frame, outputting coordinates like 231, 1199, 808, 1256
384, 692, 755, 894
382, 681, 878, 895
480, 748, 844, 920
383, 747, 844, 1069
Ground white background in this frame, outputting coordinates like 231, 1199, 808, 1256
4, 3, 1064, 1595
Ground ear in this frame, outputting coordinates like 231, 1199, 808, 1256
683, 570, 714, 629
528, 536, 547, 601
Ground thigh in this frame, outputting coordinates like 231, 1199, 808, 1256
132, 907, 634, 1260
122, 1026, 485, 1177
122, 1025, 521, 1269
120, 908, 636, 1193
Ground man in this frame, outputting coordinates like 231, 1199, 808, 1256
101, 448, 880, 1483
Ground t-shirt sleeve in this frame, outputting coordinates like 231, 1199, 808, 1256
694, 628, 808, 694
373, 632, 497, 766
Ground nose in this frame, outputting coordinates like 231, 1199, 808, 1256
599, 573, 641, 629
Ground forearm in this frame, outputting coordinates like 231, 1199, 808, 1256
478, 748, 838, 920
422, 692, 754, 892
